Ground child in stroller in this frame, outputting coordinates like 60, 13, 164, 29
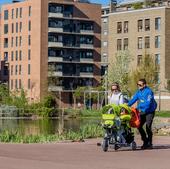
101, 103, 139, 152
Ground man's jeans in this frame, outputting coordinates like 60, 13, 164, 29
138, 112, 155, 145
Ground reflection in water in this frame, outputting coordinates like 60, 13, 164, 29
0, 118, 100, 136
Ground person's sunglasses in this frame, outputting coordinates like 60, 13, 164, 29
137, 83, 143, 87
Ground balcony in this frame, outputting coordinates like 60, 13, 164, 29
48, 71, 63, 77
48, 42, 63, 47
48, 57, 63, 62
48, 27, 63, 33
48, 12, 63, 18
48, 86, 63, 91
80, 44, 94, 49
80, 30, 94, 35
80, 58, 93, 63
80, 72, 94, 78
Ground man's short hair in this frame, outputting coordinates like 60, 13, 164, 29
138, 78, 146, 84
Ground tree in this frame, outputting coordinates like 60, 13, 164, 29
108, 51, 133, 94
129, 54, 159, 94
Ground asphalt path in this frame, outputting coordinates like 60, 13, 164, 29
0, 136, 170, 169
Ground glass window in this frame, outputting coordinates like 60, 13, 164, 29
20, 8, 22, 18
20, 22, 22, 32
138, 37, 143, 49
4, 38, 8, 48
124, 38, 128, 50
155, 54, 160, 65
103, 41, 107, 47
16, 8, 18, 18
16, 37, 18, 47
11, 37, 14, 47
103, 30, 108, 35
12, 9, 14, 19
28, 79, 31, 89
28, 35, 31, 45
124, 21, 128, 33
15, 79, 18, 89
19, 51, 22, 60
16, 51, 18, 61
4, 24, 8, 34
4, 10, 8, 20
12, 23, 14, 33
11, 65, 13, 75
28, 20, 31, 31
15, 65, 18, 75
137, 55, 142, 66
16, 23, 18, 33
11, 51, 14, 61
103, 18, 108, 23
117, 39, 122, 50
145, 19, 150, 31
19, 36, 22, 46
138, 20, 143, 32
19, 79, 22, 89
11, 79, 13, 90
4, 52, 8, 61
28, 64, 31, 75
155, 35, 161, 48
29, 6, 31, 17
117, 22, 122, 33
19, 65, 22, 75
155, 17, 161, 30
28, 49, 31, 60
145, 36, 150, 48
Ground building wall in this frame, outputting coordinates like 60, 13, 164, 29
108, 7, 166, 89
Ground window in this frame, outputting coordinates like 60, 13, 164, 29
138, 20, 143, 32
28, 35, 31, 45
16, 8, 18, 18
124, 21, 128, 33
16, 37, 18, 47
12, 23, 14, 33
117, 22, 122, 33
20, 22, 22, 32
103, 30, 108, 35
15, 65, 18, 75
11, 37, 14, 47
16, 22, 18, 33
145, 19, 150, 31
20, 8, 22, 18
19, 65, 22, 75
124, 38, 128, 50
29, 6, 31, 17
138, 37, 143, 49
4, 24, 8, 34
19, 79, 22, 89
155, 54, 160, 71
12, 9, 14, 19
4, 38, 8, 48
155, 17, 161, 30
19, 51, 22, 60
145, 36, 150, 48
15, 79, 18, 89
117, 39, 122, 50
19, 36, 22, 46
11, 51, 14, 61
28, 79, 31, 89
11, 65, 13, 75
28, 49, 31, 60
16, 51, 18, 61
28, 64, 31, 75
28, 20, 31, 31
103, 41, 108, 47
137, 55, 142, 66
4, 52, 8, 61
4, 10, 8, 20
11, 80, 13, 90
155, 35, 161, 48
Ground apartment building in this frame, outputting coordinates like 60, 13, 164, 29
0, 0, 101, 107
102, 0, 170, 90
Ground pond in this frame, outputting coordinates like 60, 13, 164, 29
0, 118, 101, 136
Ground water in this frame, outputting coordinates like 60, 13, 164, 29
0, 118, 100, 135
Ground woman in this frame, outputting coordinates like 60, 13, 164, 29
108, 83, 124, 105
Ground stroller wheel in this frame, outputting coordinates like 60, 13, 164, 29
131, 141, 137, 150
114, 143, 120, 151
102, 138, 109, 152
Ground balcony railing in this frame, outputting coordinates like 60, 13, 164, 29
80, 44, 94, 49
48, 71, 63, 77
48, 12, 63, 18
48, 86, 63, 91
80, 58, 93, 63
48, 27, 63, 33
48, 42, 63, 47
80, 30, 94, 35
80, 72, 94, 78
48, 56, 63, 62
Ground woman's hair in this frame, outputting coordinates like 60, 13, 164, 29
111, 82, 121, 91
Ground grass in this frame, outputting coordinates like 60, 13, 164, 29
155, 111, 170, 118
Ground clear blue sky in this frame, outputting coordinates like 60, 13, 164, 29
0, 0, 110, 6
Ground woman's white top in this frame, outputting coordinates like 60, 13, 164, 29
108, 92, 124, 105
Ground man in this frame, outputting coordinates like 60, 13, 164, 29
128, 79, 157, 149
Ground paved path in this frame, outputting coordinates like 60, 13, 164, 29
0, 136, 170, 169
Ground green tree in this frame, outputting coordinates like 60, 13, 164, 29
108, 51, 133, 94
129, 54, 159, 94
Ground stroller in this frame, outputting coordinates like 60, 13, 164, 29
101, 104, 139, 152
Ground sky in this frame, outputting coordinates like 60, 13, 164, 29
0, 0, 110, 7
